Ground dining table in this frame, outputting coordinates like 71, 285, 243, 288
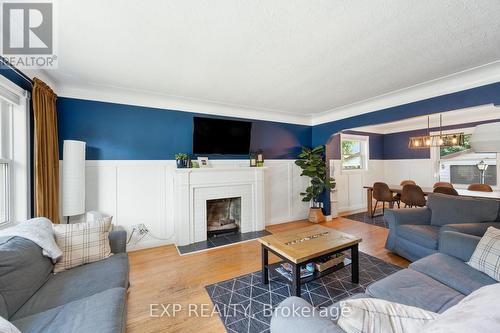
363, 184, 500, 214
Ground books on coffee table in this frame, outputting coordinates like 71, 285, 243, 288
275, 263, 313, 281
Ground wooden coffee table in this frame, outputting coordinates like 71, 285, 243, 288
258, 225, 362, 297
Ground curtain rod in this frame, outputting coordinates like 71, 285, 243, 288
0, 56, 34, 86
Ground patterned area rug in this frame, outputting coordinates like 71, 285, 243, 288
205, 252, 402, 333
344, 210, 388, 228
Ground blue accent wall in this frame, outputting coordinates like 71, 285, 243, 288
383, 129, 430, 160
312, 82, 500, 147
57, 97, 311, 160
0, 65, 32, 92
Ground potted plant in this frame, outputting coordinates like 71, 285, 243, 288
175, 153, 189, 168
295, 145, 335, 223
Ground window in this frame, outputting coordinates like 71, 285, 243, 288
438, 132, 497, 186
341, 134, 369, 170
0, 76, 29, 227
0, 100, 12, 225
450, 165, 497, 185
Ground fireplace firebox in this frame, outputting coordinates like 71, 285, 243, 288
206, 197, 241, 237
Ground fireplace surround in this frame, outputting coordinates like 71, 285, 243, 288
173, 167, 266, 246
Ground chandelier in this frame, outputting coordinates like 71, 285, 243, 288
408, 115, 465, 149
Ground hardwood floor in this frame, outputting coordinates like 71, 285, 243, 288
126, 217, 409, 333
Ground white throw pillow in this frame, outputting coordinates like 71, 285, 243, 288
53, 218, 113, 273
0, 316, 21, 333
85, 211, 113, 224
338, 298, 438, 333
468, 226, 500, 281
423, 283, 500, 333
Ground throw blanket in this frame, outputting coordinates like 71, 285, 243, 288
0, 217, 62, 263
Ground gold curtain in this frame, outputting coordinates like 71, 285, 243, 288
32, 77, 59, 223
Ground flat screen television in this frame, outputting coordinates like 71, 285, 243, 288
193, 117, 252, 155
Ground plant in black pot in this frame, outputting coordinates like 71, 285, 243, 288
295, 145, 335, 223
175, 153, 189, 168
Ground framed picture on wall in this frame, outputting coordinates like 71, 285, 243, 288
197, 157, 209, 168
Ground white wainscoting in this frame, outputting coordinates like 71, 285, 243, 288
331, 160, 385, 213
382, 159, 435, 189
64, 159, 309, 251
331, 158, 434, 213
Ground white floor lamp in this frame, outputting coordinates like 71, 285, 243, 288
62, 140, 86, 223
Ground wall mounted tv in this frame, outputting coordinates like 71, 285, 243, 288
193, 117, 252, 155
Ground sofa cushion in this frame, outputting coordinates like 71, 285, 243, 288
440, 222, 500, 237
424, 283, 500, 333
11, 253, 129, 320
427, 194, 500, 226
366, 269, 464, 313
410, 253, 497, 295
271, 296, 345, 333
12, 288, 126, 333
397, 225, 439, 249
0, 237, 53, 319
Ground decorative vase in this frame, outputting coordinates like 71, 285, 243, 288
176, 159, 186, 168
308, 207, 326, 223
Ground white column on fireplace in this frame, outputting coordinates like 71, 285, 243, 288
173, 167, 266, 246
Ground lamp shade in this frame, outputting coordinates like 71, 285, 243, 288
470, 122, 500, 153
62, 140, 86, 217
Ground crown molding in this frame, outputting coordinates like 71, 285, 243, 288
27, 60, 500, 127
55, 82, 312, 126
353, 104, 500, 134
311, 61, 500, 126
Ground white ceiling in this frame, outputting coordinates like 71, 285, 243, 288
34, 0, 500, 125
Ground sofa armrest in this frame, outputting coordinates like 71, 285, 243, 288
109, 230, 127, 253
271, 297, 344, 333
384, 208, 432, 229
440, 222, 500, 237
439, 231, 480, 262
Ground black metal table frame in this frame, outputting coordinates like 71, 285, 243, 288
261, 243, 359, 297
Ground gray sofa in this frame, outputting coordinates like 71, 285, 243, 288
385, 193, 500, 261
0, 230, 129, 333
271, 231, 498, 332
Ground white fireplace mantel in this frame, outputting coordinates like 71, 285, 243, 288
172, 167, 266, 245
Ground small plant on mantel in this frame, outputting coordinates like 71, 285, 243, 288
295, 145, 335, 223
175, 153, 189, 168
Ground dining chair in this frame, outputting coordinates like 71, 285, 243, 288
401, 184, 427, 208
433, 182, 454, 189
371, 182, 400, 217
394, 180, 417, 205
433, 186, 459, 196
467, 183, 493, 192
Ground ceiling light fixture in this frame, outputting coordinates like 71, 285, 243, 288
408, 114, 465, 149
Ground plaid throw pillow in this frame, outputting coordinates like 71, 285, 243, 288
53, 218, 113, 273
338, 298, 438, 333
467, 226, 500, 281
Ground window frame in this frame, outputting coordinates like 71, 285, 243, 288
0, 75, 30, 227
431, 127, 499, 189
340, 134, 370, 172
